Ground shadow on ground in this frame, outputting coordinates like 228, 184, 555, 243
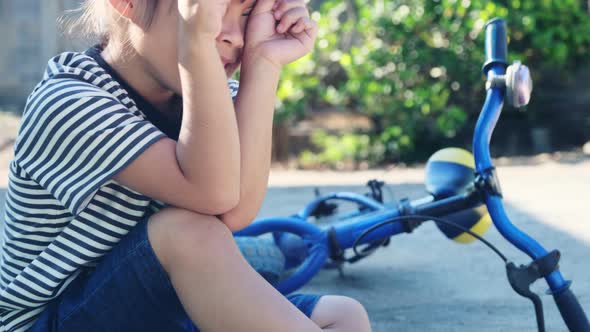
257, 184, 590, 332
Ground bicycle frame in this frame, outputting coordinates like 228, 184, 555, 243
235, 18, 590, 331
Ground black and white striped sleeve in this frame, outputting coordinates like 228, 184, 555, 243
229, 78, 239, 103
14, 80, 167, 217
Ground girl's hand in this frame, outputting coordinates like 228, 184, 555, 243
242, 0, 318, 69
178, 0, 230, 43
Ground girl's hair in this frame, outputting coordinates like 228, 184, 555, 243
62, 0, 159, 48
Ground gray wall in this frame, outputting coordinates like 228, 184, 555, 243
0, 0, 84, 105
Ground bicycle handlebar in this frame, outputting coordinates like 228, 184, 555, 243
483, 18, 509, 73
479, 18, 590, 331
554, 287, 590, 331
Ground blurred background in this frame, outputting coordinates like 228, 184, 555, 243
1, 0, 590, 169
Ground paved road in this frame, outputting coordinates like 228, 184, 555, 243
1, 111, 589, 331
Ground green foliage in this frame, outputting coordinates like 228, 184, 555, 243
279, 0, 590, 165
299, 130, 373, 168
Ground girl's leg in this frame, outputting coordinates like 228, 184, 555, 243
29, 207, 352, 332
310, 296, 372, 332
148, 207, 323, 331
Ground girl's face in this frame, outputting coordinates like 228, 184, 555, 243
134, 0, 255, 95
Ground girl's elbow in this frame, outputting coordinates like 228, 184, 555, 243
218, 208, 256, 232
208, 190, 240, 215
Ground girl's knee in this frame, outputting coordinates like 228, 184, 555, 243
310, 295, 371, 332
146, 207, 236, 272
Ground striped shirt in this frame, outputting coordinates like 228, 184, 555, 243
0, 46, 239, 331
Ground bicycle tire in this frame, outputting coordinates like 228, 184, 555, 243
235, 236, 286, 285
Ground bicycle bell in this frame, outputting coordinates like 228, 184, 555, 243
486, 61, 533, 108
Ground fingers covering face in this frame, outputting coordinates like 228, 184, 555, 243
272, 0, 306, 19
275, 7, 309, 34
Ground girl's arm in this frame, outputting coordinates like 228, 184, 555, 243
217, 0, 318, 231
113, 0, 241, 216
176, 38, 241, 212
218, 57, 281, 231
175, 0, 241, 211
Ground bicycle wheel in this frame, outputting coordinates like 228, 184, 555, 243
235, 236, 286, 285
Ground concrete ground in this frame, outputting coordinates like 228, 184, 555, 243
1, 111, 589, 331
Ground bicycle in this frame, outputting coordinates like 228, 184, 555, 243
234, 18, 590, 332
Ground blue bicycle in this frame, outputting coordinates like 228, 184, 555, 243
234, 18, 590, 332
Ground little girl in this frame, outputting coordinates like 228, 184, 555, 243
0, 0, 371, 331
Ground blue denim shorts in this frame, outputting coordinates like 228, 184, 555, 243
28, 217, 322, 331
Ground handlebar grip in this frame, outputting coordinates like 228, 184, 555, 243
483, 18, 509, 73
553, 287, 590, 331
